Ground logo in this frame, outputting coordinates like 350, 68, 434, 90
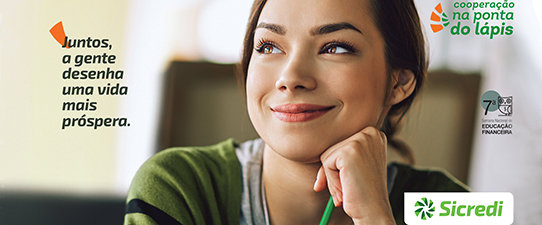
480, 90, 513, 135
414, 198, 435, 220
428, 1, 515, 39
481, 90, 512, 116
404, 192, 514, 225
430, 3, 450, 33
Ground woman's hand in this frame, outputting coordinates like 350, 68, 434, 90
313, 126, 395, 225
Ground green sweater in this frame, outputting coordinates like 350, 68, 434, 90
124, 139, 468, 225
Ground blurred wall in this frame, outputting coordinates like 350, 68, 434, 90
392, 72, 481, 184
158, 62, 259, 150
0, 0, 128, 194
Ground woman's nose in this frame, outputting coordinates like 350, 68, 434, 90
275, 53, 317, 92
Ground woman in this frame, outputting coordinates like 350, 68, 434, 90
124, 0, 468, 224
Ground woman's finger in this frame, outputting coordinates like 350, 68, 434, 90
323, 164, 342, 206
313, 166, 327, 192
314, 158, 344, 206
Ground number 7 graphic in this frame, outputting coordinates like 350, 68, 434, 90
483, 100, 493, 115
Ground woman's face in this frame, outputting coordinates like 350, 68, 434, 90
247, 0, 391, 163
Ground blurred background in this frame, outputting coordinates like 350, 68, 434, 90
0, 0, 540, 224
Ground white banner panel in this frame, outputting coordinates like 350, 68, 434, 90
404, 192, 513, 225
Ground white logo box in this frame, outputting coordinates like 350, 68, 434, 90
404, 192, 513, 225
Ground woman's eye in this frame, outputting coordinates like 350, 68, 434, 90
325, 46, 349, 54
255, 40, 283, 54
320, 42, 357, 54
262, 44, 282, 54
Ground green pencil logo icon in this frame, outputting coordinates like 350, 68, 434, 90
414, 197, 435, 220
430, 3, 450, 33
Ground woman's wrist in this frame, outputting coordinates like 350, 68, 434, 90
352, 203, 395, 225
353, 214, 395, 225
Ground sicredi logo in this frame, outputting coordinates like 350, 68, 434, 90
405, 192, 514, 225
414, 198, 435, 220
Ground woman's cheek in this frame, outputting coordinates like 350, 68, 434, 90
246, 66, 273, 131
247, 61, 279, 100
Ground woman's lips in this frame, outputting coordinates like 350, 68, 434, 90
271, 104, 335, 122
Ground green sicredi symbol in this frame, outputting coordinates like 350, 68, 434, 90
414, 197, 435, 220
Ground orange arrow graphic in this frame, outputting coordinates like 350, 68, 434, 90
50, 21, 69, 49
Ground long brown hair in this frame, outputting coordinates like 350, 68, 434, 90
238, 0, 427, 165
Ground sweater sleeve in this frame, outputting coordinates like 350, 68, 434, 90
388, 163, 469, 225
124, 139, 242, 225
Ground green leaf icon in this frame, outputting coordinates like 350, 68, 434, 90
415, 207, 423, 217
414, 198, 435, 220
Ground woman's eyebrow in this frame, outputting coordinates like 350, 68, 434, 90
256, 22, 286, 35
255, 22, 361, 36
310, 22, 362, 36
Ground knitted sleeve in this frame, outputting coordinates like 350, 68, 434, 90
124, 139, 242, 225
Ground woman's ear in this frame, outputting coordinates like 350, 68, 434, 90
386, 69, 417, 106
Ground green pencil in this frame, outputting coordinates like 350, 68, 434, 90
319, 196, 335, 225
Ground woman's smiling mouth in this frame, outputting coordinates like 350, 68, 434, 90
271, 104, 335, 122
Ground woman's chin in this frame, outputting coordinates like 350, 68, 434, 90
263, 135, 331, 164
